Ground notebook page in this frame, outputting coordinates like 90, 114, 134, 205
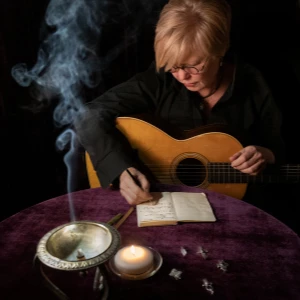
136, 192, 177, 225
172, 192, 216, 222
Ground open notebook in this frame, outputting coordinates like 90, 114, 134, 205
136, 192, 216, 227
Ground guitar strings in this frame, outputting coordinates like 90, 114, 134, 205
144, 164, 300, 171
143, 164, 300, 178
145, 163, 300, 169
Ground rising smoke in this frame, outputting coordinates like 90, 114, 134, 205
11, 1, 161, 173
11, 0, 163, 219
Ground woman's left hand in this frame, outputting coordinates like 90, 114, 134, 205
229, 145, 275, 175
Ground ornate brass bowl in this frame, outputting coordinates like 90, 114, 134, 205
36, 220, 121, 271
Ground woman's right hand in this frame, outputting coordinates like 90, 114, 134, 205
119, 167, 153, 205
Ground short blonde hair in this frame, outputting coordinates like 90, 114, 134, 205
154, 0, 231, 71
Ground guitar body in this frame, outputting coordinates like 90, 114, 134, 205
85, 115, 247, 199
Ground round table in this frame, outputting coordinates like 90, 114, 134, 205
0, 183, 300, 299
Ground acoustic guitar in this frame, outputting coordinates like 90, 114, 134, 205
85, 115, 300, 199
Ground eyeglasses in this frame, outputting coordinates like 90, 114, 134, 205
169, 58, 208, 75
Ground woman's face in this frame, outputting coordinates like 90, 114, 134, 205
170, 55, 221, 92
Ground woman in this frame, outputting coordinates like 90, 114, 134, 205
75, 0, 285, 205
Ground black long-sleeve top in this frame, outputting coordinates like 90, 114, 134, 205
75, 57, 285, 188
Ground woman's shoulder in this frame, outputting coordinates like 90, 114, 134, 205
225, 49, 265, 82
131, 60, 180, 90
127, 61, 159, 79
232, 52, 265, 77
239, 61, 265, 79
233, 55, 270, 91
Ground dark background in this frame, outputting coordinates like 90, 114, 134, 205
1, 0, 300, 232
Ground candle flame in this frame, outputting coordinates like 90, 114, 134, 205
130, 245, 136, 256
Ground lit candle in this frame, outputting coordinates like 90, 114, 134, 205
114, 245, 154, 275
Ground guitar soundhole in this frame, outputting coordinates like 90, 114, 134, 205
176, 158, 206, 186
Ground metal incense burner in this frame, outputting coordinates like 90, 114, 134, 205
34, 220, 121, 299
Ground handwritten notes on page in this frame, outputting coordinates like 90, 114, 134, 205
137, 192, 177, 226
136, 192, 216, 227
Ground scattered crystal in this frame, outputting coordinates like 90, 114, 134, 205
180, 247, 187, 256
197, 246, 208, 259
217, 260, 229, 272
202, 278, 214, 295
169, 268, 182, 280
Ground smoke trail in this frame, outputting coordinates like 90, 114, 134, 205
12, 0, 105, 125
11, 0, 162, 221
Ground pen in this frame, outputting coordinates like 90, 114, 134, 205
126, 169, 141, 187
126, 168, 154, 203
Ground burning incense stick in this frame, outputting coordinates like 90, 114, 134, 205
107, 213, 123, 226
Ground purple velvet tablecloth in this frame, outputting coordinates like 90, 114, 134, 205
1, 183, 300, 300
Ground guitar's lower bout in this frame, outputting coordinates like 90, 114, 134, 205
85, 117, 248, 200
115, 116, 247, 200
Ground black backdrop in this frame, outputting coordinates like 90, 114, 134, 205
1, 0, 300, 232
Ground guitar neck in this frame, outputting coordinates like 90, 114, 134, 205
208, 163, 300, 183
